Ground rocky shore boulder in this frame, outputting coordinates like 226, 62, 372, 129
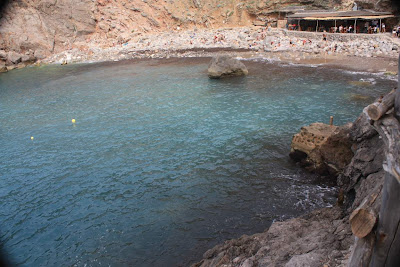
207, 56, 248, 79
289, 122, 353, 177
193, 206, 352, 267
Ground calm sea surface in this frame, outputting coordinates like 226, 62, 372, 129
0, 58, 395, 266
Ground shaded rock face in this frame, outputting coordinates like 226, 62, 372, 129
0, 0, 96, 68
337, 112, 385, 211
290, 122, 354, 178
207, 56, 248, 79
355, 0, 400, 12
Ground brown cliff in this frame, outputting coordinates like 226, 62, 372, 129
2, 0, 393, 70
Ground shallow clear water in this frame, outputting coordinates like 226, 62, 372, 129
0, 58, 395, 266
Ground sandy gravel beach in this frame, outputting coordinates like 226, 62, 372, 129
36, 27, 399, 75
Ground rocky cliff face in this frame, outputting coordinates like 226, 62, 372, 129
0, 0, 384, 68
355, 0, 400, 12
0, 0, 96, 62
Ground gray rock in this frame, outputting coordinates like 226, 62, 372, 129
193, 207, 351, 267
7, 51, 22, 64
284, 252, 322, 267
0, 50, 7, 60
207, 56, 248, 79
34, 49, 47, 60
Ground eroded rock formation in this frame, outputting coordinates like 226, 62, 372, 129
290, 122, 353, 177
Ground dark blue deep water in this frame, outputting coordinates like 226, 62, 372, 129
0, 58, 395, 266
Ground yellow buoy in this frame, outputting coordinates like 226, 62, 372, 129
31, 136, 34, 140
72, 119, 76, 124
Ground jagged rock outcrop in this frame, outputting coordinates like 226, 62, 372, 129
338, 112, 385, 212
194, 207, 353, 267
290, 122, 353, 177
207, 56, 248, 79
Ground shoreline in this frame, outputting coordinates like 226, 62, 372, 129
3, 27, 399, 76
43, 27, 400, 74
7, 48, 399, 78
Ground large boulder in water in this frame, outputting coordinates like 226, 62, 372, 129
289, 122, 353, 177
207, 56, 248, 79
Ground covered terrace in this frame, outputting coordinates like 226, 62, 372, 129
286, 10, 394, 33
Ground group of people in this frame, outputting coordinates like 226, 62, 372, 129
330, 23, 385, 34
363, 21, 385, 34
336, 25, 354, 33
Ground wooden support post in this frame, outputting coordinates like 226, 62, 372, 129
348, 183, 383, 267
349, 233, 376, 267
396, 53, 400, 120
316, 20, 318, 32
369, 108, 400, 266
350, 190, 380, 238
366, 89, 396, 121
369, 172, 400, 266
354, 19, 357, 33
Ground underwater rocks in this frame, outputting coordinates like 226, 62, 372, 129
290, 122, 353, 177
207, 56, 248, 79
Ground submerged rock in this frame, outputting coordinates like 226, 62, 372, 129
207, 56, 248, 79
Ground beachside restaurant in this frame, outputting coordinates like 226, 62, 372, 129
286, 10, 394, 33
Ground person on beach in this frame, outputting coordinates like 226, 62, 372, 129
339, 25, 343, 33
364, 21, 369, 33
382, 23, 386, 33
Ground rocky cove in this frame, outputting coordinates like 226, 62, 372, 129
1, 1, 400, 266
193, 87, 400, 266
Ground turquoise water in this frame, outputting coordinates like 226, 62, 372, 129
0, 58, 395, 266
